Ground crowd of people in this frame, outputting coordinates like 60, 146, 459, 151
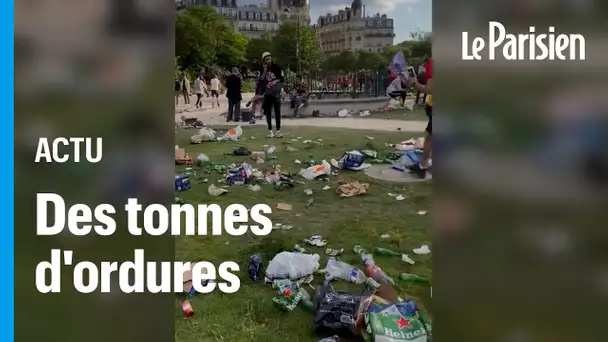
175, 54, 432, 179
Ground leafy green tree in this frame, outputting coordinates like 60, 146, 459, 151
355, 51, 386, 71
175, 5, 247, 72
244, 33, 274, 71
272, 22, 322, 73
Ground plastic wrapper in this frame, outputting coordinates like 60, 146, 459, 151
299, 160, 331, 180
221, 125, 243, 141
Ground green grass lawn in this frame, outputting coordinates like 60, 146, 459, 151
174, 126, 431, 342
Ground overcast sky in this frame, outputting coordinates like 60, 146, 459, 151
238, 0, 432, 43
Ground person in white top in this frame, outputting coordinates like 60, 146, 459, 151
386, 72, 409, 102
209, 75, 221, 108
193, 74, 206, 108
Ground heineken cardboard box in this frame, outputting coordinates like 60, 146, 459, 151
363, 312, 428, 342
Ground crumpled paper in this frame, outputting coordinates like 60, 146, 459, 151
336, 181, 369, 197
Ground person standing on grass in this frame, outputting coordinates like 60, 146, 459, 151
225, 67, 242, 122
180, 73, 190, 105
209, 74, 221, 108
416, 60, 428, 105
193, 74, 205, 108
258, 52, 285, 138
409, 58, 433, 179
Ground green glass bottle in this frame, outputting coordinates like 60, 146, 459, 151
374, 247, 402, 256
399, 273, 430, 284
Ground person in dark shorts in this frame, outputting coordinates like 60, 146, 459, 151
409, 76, 433, 179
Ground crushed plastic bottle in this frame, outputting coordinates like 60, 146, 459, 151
353, 246, 396, 285
325, 257, 367, 284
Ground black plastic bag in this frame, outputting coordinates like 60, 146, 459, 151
312, 282, 372, 337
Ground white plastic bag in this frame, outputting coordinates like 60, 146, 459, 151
198, 127, 216, 141
299, 160, 331, 180
337, 109, 350, 117
404, 99, 415, 110
388, 98, 399, 107
265, 251, 320, 280
221, 125, 243, 141
196, 153, 209, 162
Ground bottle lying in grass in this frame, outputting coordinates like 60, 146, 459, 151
398, 273, 430, 284
353, 246, 396, 285
374, 247, 402, 256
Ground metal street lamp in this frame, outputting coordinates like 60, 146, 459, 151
283, 5, 301, 75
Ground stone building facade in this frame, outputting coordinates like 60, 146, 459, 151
175, 0, 309, 39
313, 0, 395, 53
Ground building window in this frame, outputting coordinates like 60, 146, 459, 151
270, 14, 275, 20
248, 12, 253, 19
387, 20, 393, 27
256, 13, 260, 20
250, 24, 254, 30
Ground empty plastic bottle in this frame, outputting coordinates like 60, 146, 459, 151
325, 257, 367, 284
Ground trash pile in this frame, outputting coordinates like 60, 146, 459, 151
180, 244, 433, 342
175, 131, 433, 341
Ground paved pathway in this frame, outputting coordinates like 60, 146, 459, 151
176, 93, 426, 132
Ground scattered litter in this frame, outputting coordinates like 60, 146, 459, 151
299, 160, 331, 180
362, 150, 377, 158
359, 110, 371, 117
395, 195, 406, 201
304, 189, 313, 196
219, 125, 243, 141
208, 184, 228, 196
413, 245, 431, 255
265, 251, 320, 280
248, 254, 263, 281
293, 244, 307, 253
336, 109, 352, 117
248, 184, 261, 191
401, 254, 416, 265
365, 136, 374, 140
337, 181, 369, 197
387, 193, 398, 197
267, 145, 276, 154
286, 146, 298, 152
272, 223, 293, 230
418, 210, 427, 215
175, 174, 191, 192
330, 151, 371, 171
304, 235, 327, 247
226, 162, 253, 185
322, 185, 331, 190
230, 147, 251, 156
277, 202, 293, 211
305, 197, 314, 208
380, 234, 390, 239
294, 159, 302, 164
325, 248, 344, 256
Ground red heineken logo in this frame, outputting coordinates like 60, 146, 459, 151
395, 316, 411, 329
283, 289, 293, 298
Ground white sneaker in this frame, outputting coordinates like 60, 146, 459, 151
267, 131, 274, 138
275, 131, 283, 138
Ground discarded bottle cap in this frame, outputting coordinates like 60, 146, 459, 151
181, 300, 194, 318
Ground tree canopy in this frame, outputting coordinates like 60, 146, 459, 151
175, 5, 432, 77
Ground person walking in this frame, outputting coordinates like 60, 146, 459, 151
180, 73, 190, 105
258, 52, 284, 138
225, 67, 242, 122
193, 74, 206, 108
209, 74, 221, 108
